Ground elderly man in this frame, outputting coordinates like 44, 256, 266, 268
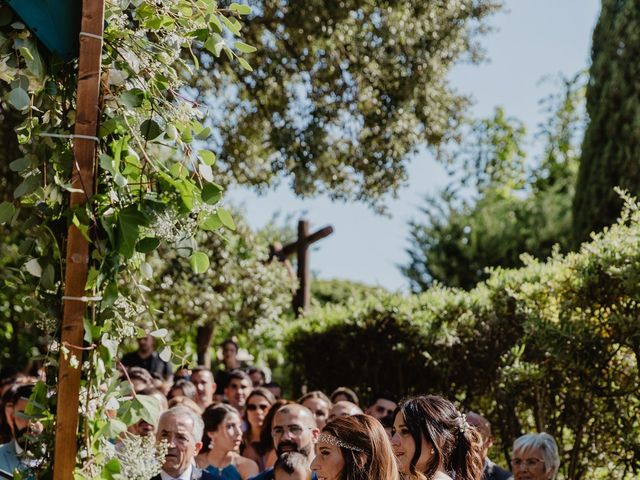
467, 411, 513, 480
153, 406, 216, 480
250, 404, 319, 480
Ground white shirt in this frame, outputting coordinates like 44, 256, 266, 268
160, 464, 193, 480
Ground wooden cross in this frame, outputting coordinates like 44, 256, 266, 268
270, 220, 334, 316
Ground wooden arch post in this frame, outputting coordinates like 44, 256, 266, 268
53, 1, 104, 478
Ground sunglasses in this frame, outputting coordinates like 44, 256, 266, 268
247, 403, 270, 412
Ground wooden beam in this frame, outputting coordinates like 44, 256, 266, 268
293, 220, 310, 316
53, 1, 104, 478
276, 225, 334, 260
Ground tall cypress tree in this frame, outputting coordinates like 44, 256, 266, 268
573, 0, 640, 243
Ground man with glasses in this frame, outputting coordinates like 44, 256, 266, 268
249, 404, 319, 480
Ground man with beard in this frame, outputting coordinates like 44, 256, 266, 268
0, 384, 42, 479
153, 406, 216, 480
249, 404, 319, 480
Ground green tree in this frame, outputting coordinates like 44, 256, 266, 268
194, 0, 502, 206
404, 76, 585, 290
286, 192, 640, 478
146, 213, 296, 367
573, 0, 640, 243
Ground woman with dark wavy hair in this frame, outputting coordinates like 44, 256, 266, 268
391, 395, 484, 480
310, 414, 399, 480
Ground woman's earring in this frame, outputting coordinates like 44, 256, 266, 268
430, 449, 435, 455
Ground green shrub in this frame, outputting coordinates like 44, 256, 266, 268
285, 192, 640, 479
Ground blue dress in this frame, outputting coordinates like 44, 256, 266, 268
206, 464, 243, 480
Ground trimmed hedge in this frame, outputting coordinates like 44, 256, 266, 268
285, 193, 640, 479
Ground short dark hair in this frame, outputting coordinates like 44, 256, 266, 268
11, 384, 34, 405
247, 366, 266, 381
191, 366, 213, 377
168, 379, 198, 401
127, 367, 154, 385
371, 390, 398, 405
221, 339, 238, 351
227, 369, 251, 383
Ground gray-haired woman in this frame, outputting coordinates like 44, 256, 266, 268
511, 432, 560, 480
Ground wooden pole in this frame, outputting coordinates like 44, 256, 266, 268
293, 220, 310, 316
53, 1, 104, 478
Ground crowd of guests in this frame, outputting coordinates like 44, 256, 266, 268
0, 337, 561, 480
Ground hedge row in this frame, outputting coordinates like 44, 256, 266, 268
284, 194, 640, 479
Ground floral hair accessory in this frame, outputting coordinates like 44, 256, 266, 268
317, 432, 363, 452
458, 413, 469, 434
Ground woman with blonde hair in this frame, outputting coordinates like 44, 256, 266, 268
311, 414, 399, 480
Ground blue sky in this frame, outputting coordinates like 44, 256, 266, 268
228, 0, 601, 291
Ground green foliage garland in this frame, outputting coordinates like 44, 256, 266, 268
0, 0, 255, 477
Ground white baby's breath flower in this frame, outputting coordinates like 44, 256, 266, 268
116, 434, 167, 480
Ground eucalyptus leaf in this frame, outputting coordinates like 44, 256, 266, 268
140, 119, 162, 140
0, 202, 15, 224
16, 39, 44, 80
217, 208, 236, 231
9, 157, 29, 172
150, 328, 168, 338
159, 346, 172, 363
6, 87, 30, 111
235, 41, 257, 53
201, 184, 222, 205
198, 163, 214, 182
14, 174, 41, 198
237, 57, 253, 72
201, 213, 223, 231
198, 150, 216, 166
190, 251, 210, 273
229, 3, 251, 15
25, 258, 42, 277
40, 264, 55, 290
136, 237, 160, 253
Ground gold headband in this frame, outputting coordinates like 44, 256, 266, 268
317, 432, 363, 452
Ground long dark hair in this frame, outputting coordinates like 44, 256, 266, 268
395, 395, 483, 480
243, 387, 276, 445
200, 403, 239, 454
321, 414, 399, 480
